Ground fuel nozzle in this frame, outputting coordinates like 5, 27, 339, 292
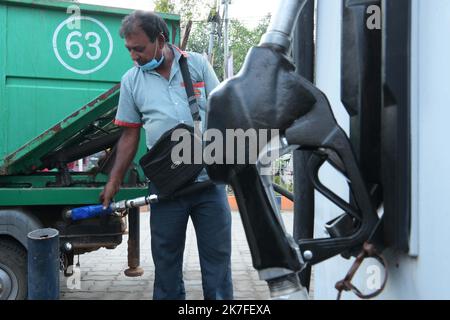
259, 0, 307, 53
267, 273, 309, 300
63, 195, 159, 221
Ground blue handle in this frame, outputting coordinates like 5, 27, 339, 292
70, 205, 113, 221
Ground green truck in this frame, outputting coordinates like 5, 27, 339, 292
0, 0, 180, 299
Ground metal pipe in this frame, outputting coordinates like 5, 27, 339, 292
292, 0, 316, 290
223, 0, 230, 78
208, 21, 216, 63
27, 228, 60, 300
293, 151, 315, 287
260, 0, 308, 53
124, 208, 144, 277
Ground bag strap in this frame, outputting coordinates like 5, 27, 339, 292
179, 55, 201, 122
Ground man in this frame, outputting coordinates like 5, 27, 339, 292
100, 11, 233, 300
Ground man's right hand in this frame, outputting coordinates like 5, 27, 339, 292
100, 180, 121, 209
99, 126, 140, 209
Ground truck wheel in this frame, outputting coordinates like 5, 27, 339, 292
0, 239, 27, 300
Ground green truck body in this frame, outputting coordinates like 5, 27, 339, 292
0, 0, 181, 299
0, 0, 180, 204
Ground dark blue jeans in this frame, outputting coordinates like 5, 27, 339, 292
148, 183, 233, 300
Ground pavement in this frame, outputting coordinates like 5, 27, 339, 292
60, 211, 296, 300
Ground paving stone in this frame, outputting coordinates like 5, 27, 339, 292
61, 211, 295, 300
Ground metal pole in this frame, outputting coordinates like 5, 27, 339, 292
27, 228, 60, 300
124, 207, 144, 277
208, 21, 216, 63
292, 0, 315, 290
223, 0, 230, 79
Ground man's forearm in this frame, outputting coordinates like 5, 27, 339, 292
108, 127, 140, 185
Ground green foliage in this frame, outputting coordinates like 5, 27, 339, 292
186, 15, 271, 81
186, 21, 225, 79
273, 175, 293, 193
177, 0, 213, 29
154, 0, 175, 13
228, 16, 270, 78
155, 0, 270, 81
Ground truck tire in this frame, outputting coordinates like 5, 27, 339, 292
0, 238, 27, 300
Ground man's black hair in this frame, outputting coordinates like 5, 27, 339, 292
120, 11, 169, 43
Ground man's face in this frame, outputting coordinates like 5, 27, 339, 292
125, 27, 163, 66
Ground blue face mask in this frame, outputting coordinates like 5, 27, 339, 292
138, 40, 165, 72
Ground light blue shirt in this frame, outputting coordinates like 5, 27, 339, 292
115, 45, 220, 182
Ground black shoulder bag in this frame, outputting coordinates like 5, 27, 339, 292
138, 55, 205, 196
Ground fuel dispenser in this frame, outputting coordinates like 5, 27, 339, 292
205, 0, 382, 299
341, 0, 412, 252
204, 0, 413, 299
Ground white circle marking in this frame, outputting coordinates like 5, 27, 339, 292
53, 16, 113, 75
